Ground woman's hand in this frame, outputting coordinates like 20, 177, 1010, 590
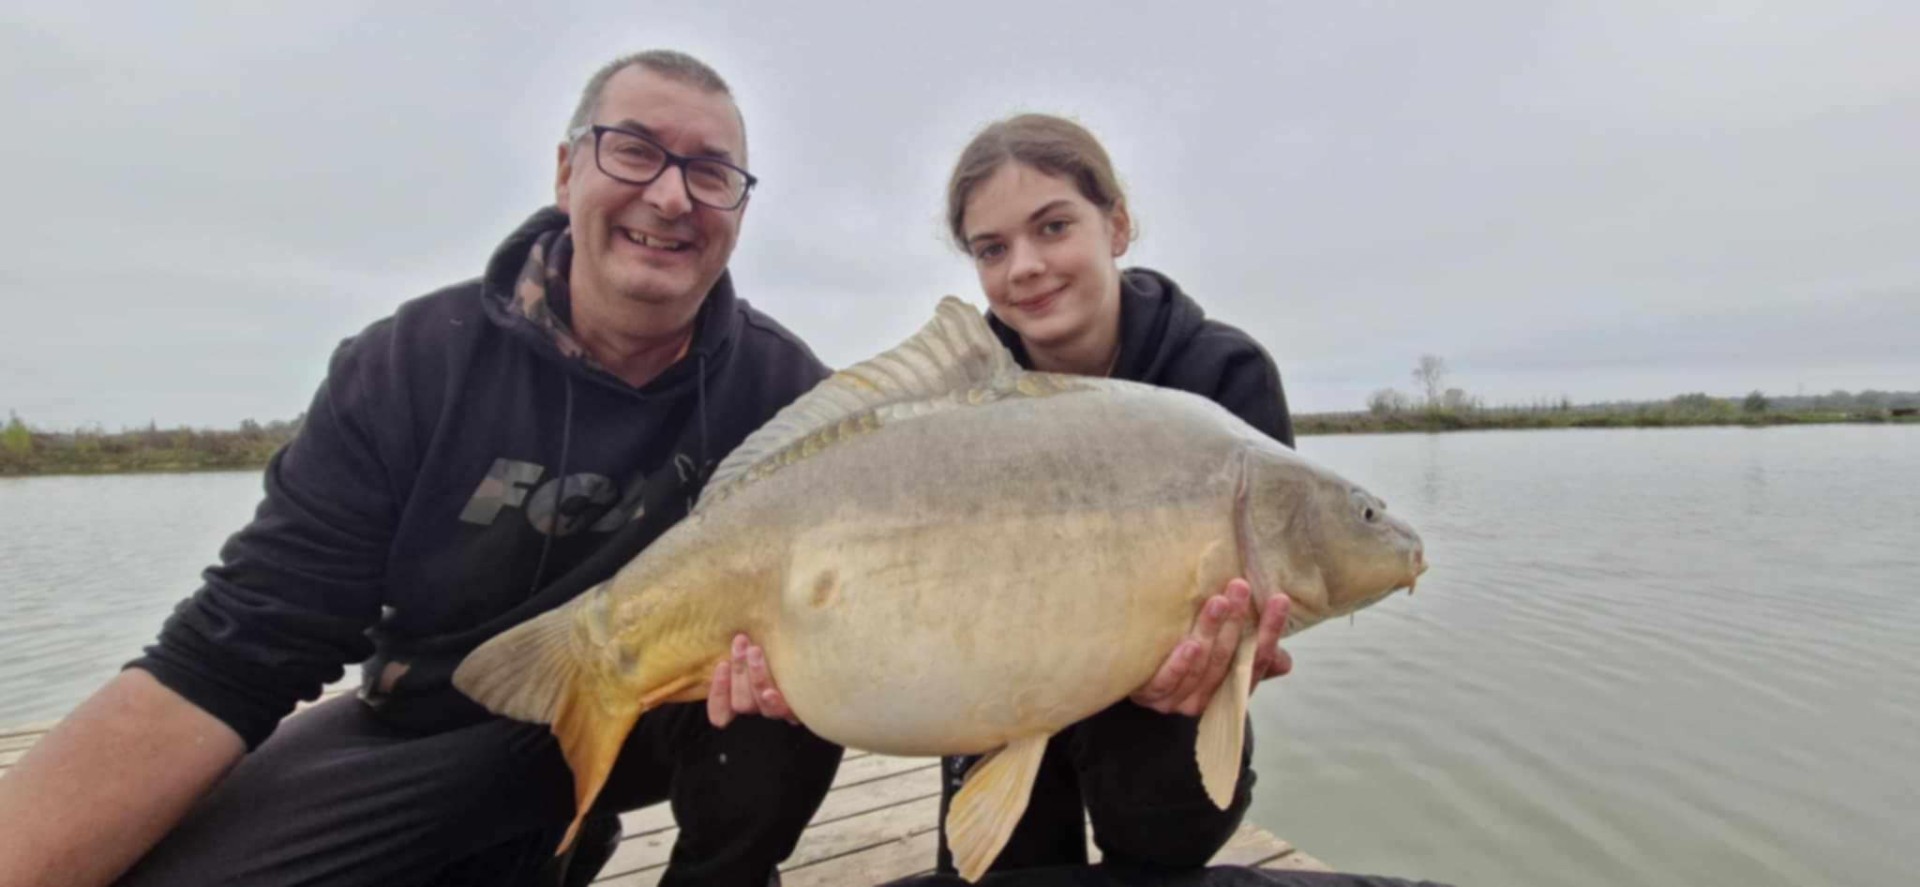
1129, 579, 1292, 716
707, 633, 799, 727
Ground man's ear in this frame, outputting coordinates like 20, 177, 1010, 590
554, 141, 575, 210
1109, 199, 1132, 258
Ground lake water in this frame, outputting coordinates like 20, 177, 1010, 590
2, 426, 1915, 886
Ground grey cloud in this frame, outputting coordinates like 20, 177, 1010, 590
3, 1, 1916, 427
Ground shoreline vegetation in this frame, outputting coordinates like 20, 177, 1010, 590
4, 386, 1916, 477
1, 415, 301, 478
1297, 404, 1918, 436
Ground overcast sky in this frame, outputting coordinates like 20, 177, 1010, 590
3, 1, 1916, 429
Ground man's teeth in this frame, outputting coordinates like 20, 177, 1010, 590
622, 229, 689, 251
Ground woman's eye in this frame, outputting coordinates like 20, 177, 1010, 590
1040, 219, 1069, 235
975, 244, 1005, 261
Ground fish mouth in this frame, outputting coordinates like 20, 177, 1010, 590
1405, 548, 1429, 594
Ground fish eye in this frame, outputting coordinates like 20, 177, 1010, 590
1362, 506, 1377, 522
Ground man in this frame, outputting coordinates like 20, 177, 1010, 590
0, 50, 843, 887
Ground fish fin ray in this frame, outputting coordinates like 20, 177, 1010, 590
452, 603, 584, 725
701, 297, 1017, 506
1196, 632, 1257, 809
946, 734, 1050, 882
1232, 447, 1277, 603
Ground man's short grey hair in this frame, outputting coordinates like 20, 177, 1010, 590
566, 50, 736, 138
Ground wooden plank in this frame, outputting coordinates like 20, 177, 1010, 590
605, 762, 939, 880
0, 720, 57, 741
1211, 823, 1297, 867
597, 794, 943, 886
775, 795, 942, 870
1264, 849, 1335, 872
825, 753, 938, 792
0, 732, 46, 753
783, 830, 938, 887
804, 764, 941, 829
603, 790, 941, 881
617, 756, 935, 838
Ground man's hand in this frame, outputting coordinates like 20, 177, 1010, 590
1129, 579, 1293, 717
707, 633, 799, 728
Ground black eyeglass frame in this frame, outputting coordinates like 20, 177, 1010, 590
568, 124, 759, 211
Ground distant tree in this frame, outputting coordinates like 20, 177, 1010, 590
1440, 388, 1478, 412
1367, 388, 1411, 415
2, 411, 30, 455
1670, 392, 1716, 412
1743, 390, 1770, 414
1557, 395, 1573, 412
1412, 355, 1448, 406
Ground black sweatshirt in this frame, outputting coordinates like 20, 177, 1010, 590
987, 267, 1294, 447
130, 208, 830, 748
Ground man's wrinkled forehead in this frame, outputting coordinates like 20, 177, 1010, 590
593, 66, 748, 165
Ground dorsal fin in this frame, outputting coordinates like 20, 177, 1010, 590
701, 296, 1019, 506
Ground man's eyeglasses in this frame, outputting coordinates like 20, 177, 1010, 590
568, 124, 758, 211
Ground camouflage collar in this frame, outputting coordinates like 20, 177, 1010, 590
511, 227, 594, 363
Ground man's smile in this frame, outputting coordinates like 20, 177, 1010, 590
617, 226, 693, 253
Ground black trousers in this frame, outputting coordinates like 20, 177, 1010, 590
887, 865, 1455, 887
937, 701, 1257, 875
118, 695, 844, 887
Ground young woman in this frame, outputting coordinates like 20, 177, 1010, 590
933, 112, 1297, 875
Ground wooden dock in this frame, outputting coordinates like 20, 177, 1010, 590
1, 705, 1331, 885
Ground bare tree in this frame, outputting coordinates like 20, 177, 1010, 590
1412, 355, 1448, 406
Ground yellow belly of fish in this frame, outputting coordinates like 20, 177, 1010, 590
761, 505, 1235, 756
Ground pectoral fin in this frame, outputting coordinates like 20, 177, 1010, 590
1195, 631, 1256, 809
946, 734, 1051, 882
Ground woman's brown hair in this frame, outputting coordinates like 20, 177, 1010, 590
945, 113, 1131, 251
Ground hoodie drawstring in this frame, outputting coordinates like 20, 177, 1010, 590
696, 353, 710, 472
527, 374, 577, 595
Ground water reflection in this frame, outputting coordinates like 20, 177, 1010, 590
4, 428, 1917, 887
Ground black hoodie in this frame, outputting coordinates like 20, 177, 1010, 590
130, 208, 830, 748
988, 267, 1294, 447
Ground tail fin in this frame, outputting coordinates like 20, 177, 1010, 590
455, 603, 648, 852
550, 684, 643, 850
